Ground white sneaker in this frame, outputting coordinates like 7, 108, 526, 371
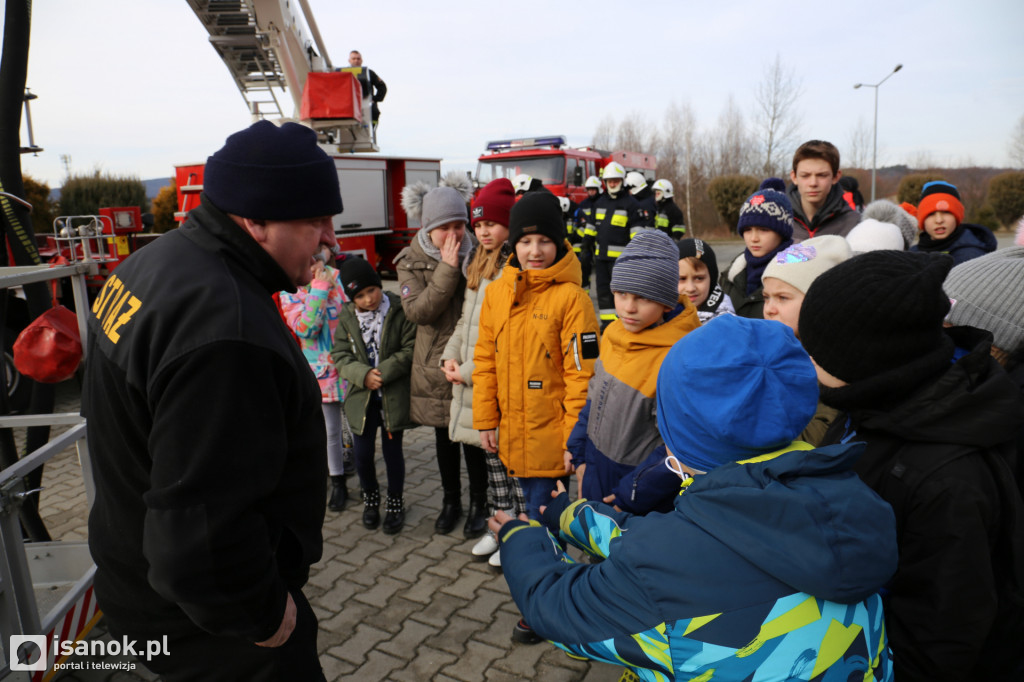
472, 531, 499, 560
488, 548, 501, 570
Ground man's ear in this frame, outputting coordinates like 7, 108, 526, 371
789, 169, 798, 185
239, 217, 269, 243
833, 169, 842, 185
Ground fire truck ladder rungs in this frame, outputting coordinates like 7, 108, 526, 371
187, 0, 287, 121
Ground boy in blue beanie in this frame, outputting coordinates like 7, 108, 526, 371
491, 315, 897, 681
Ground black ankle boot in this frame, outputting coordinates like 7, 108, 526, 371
382, 494, 405, 535
434, 494, 463, 534
362, 489, 381, 530
463, 494, 488, 539
328, 476, 347, 512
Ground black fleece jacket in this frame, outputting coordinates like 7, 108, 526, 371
820, 327, 1024, 681
83, 196, 326, 642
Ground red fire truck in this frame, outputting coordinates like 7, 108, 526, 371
474, 135, 657, 203
175, 0, 443, 274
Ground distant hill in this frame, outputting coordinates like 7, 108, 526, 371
49, 177, 173, 204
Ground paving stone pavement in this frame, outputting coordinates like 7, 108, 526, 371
8, 382, 623, 682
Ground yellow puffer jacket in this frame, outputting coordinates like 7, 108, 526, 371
473, 246, 599, 478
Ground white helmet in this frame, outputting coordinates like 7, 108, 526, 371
584, 175, 602, 190
512, 174, 533, 194
652, 178, 674, 199
602, 162, 626, 180
558, 196, 570, 214
625, 171, 648, 195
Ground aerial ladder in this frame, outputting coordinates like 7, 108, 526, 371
186, 0, 379, 153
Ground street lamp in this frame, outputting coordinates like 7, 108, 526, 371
854, 64, 903, 202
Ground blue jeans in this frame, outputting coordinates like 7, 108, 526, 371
518, 476, 570, 522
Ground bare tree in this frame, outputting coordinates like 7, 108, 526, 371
847, 117, 872, 169
907, 150, 937, 172
711, 95, 756, 176
752, 55, 803, 176
1011, 113, 1024, 169
592, 115, 616, 149
615, 111, 657, 153
661, 101, 701, 233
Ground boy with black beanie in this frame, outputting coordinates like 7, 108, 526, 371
677, 238, 734, 323
799, 249, 1024, 681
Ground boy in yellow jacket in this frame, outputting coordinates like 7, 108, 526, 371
473, 192, 599, 512
473, 190, 600, 644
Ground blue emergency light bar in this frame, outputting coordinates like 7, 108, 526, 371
486, 135, 567, 151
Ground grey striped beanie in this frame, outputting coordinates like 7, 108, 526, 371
943, 246, 1024, 352
610, 229, 680, 308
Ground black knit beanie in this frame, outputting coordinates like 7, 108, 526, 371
339, 256, 382, 299
508, 192, 568, 262
204, 120, 343, 220
799, 250, 954, 383
676, 238, 719, 289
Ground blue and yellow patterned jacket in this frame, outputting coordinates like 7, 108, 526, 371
500, 442, 898, 681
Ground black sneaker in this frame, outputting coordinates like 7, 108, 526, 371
511, 618, 542, 645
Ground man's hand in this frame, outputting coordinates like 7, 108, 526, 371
563, 450, 574, 473
575, 462, 586, 490
440, 231, 461, 268
255, 592, 296, 648
364, 368, 383, 390
480, 429, 498, 453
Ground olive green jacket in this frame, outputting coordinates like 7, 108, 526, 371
330, 291, 417, 435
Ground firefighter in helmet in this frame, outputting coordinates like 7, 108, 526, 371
512, 173, 545, 196
652, 178, 686, 239
572, 175, 602, 291
625, 171, 657, 224
582, 162, 647, 327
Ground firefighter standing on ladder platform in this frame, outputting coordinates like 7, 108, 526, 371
582, 162, 648, 328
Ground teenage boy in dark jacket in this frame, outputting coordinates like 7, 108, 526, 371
787, 139, 861, 241
801, 250, 1024, 682
83, 121, 341, 681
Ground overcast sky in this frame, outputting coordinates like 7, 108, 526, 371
14, 0, 1024, 188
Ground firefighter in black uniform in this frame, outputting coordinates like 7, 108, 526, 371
558, 194, 588, 290
573, 175, 602, 291
653, 178, 686, 239
582, 162, 648, 327
626, 171, 657, 226
83, 121, 341, 681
